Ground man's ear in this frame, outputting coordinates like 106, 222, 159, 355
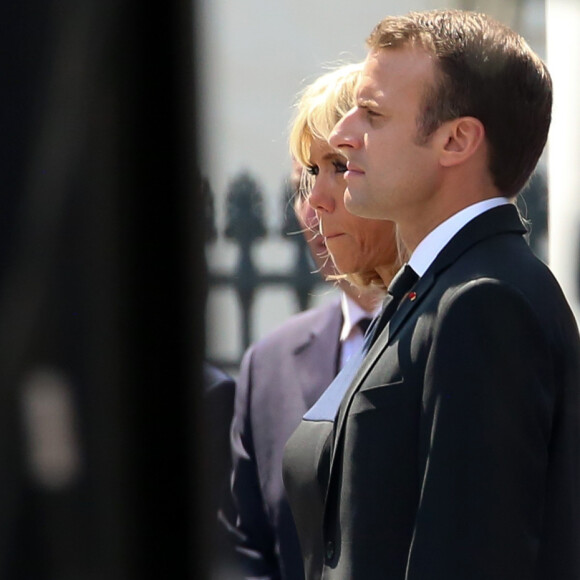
439, 117, 485, 167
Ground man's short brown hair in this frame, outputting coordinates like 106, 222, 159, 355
367, 10, 552, 198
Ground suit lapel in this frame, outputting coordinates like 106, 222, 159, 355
429, 203, 525, 270
294, 299, 342, 411
386, 271, 435, 341
324, 204, 527, 517
329, 279, 430, 470
387, 203, 526, 345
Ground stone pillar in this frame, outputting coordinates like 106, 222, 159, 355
546, 0, 580, 319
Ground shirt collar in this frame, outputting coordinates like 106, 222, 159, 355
339, 292, 381, 342
408, 197, 511, 277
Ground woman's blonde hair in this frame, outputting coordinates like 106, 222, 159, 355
289, 62, 363, 169
289, 62, 404, 290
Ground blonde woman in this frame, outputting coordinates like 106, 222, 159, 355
289, 62, 402, 292
226, 63, 403, 580
282, 63, 407, 580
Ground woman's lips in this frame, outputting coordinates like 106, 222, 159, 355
323, 232, 345, 240
310, 235, 327, 251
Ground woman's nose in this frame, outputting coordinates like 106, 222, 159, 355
295, 196, 319, 231
308, 176, 335, 213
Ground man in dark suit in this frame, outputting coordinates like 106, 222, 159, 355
284, 10, 580, 580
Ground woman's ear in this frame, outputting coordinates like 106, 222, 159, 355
439, 116, 485, 167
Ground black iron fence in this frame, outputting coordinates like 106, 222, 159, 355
205, 171, 328, 375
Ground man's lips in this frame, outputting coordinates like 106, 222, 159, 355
345, 162, 364, 176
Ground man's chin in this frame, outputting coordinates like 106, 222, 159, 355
344, 187, 371, 218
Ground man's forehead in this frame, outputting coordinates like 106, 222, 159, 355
356, 47, 435, 100
355, 66, 384, 104
354, 49, 392, 100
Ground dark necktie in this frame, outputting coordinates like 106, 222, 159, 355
357, 317, 373, 336
363, 264, 419, 351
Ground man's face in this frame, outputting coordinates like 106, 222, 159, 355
329, 47, 443, 226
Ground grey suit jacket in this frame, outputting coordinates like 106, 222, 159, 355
226, 298, 342, 580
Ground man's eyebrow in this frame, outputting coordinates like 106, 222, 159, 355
357, 97, 379, 108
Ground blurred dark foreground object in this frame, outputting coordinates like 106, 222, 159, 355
0, 1, 206, 578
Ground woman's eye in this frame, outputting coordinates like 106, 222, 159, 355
306, 165, 319, 176
333, 160, 347, 173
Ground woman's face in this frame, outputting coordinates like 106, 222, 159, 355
307, 138, 398, 277
294, 190, 337, 279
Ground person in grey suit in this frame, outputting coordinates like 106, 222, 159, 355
223, 63, 403, 580
283, 9, 580, 580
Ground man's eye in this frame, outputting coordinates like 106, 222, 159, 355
333, 161, 347, 173
306, 165, 319, 176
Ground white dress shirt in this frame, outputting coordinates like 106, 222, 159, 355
339, 293, 381, 370
408, 197, 511, 276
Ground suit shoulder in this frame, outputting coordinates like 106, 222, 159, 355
439, 275, 577, 350
450, 242, 574, 324
243, 298, 341, 361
